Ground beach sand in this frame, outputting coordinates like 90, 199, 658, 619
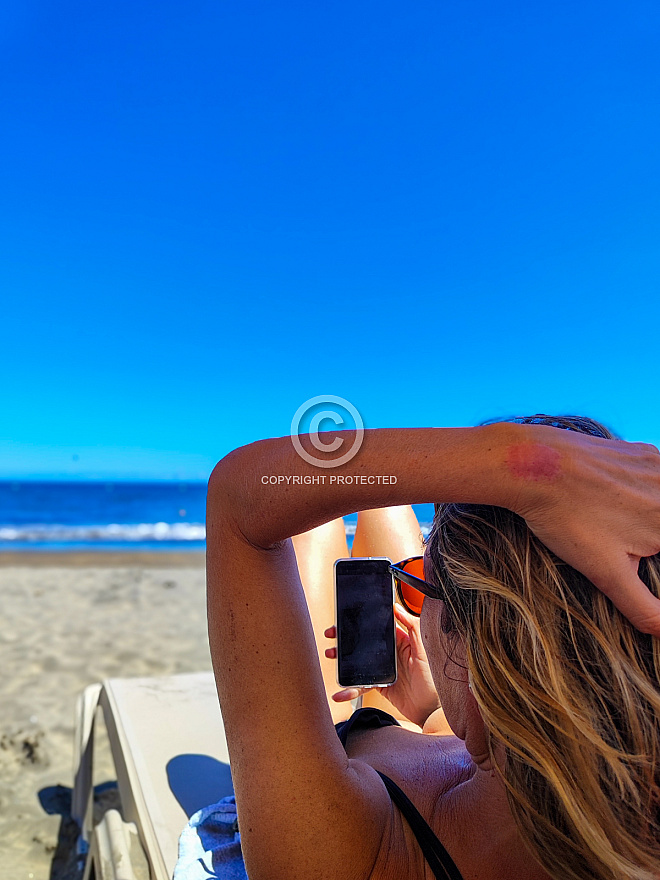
0, 553, 209, 880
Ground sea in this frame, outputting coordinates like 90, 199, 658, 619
0, 481, 434, 552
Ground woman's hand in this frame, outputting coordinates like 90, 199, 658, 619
507, 425, 660, 634
324, 604, 441, 728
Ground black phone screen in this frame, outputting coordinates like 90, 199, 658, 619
335, 558, 397, 687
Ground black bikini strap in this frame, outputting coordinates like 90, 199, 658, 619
376, 771, 464, 880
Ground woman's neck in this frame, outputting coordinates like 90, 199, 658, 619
436, 768, 552, 880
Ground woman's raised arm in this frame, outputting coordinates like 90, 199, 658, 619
206, 422, 660, 880
211, 422, 660, 633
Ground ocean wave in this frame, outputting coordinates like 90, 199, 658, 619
0, 521, 433, 545
0, 523, 207, 543
342, 521, 432, 538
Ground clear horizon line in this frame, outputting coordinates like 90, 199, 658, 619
0, 474, 211, 483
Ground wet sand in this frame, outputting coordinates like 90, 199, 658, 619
0, 553, 209, 880
0, 551, 206, 568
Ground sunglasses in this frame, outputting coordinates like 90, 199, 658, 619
389, 555, 445, 617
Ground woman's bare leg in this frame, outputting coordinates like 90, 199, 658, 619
292, 519, 353, 724
351, 506, 425, 721
351, 505, 424, 562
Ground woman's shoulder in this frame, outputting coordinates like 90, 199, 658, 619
343, 725, 475, 880
344, 722, 476, 816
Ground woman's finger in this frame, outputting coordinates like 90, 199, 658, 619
325, 647, 337, 659
586, 554, 660, 636
332, 687, 364, 703
394, 625, 412, 660
394, 603, 426, 656
394, 602, 417, 631
324, 625, 336, 639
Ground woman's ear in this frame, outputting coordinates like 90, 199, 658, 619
439, 634, 495, 771
463, 687, 494, 772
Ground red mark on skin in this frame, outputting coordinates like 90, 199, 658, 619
506, 444, 561, 481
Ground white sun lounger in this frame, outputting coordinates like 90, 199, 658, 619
71, 672, 232, 880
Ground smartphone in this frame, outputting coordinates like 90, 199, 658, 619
334, 557, 397, 688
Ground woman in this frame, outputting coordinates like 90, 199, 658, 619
206, 415, 660, 880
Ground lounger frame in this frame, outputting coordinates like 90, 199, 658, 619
72, 672, 231, 880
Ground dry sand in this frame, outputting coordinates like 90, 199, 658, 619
0, 553, 209, 880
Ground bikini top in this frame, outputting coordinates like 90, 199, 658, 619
374, 771, 464, 880
335, 708, 465, 880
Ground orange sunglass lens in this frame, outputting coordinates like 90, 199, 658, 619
397, 557, 426, 616
402, 557, 425, 578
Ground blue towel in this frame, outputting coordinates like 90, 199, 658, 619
174, 797, 248, 880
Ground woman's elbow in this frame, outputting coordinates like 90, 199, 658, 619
207, 439, 286, 549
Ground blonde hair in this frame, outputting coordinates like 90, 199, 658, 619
426, 415, 660, 880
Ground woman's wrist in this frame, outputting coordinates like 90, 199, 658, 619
412, 695, 443, 729
422, 706, 452, 736
476, 420, 568, 516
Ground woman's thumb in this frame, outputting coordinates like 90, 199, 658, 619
588, 554, 660, 636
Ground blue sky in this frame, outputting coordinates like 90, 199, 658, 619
2, 1, 660, 478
